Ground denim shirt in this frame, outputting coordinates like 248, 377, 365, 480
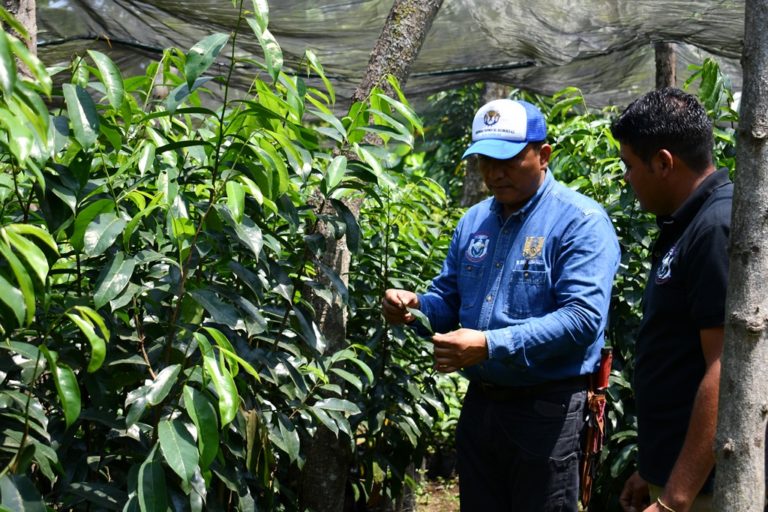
418, 171, 620, 386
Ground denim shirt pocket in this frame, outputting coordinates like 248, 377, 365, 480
458, 262, 483, 308
505, 268, 550, 318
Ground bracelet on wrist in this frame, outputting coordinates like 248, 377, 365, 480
656, 497, 677, 512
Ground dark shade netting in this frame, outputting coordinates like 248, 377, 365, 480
36, 0, 744, 109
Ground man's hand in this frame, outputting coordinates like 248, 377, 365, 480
620, 471, 650, 512
432, 328, 488, 373
382, 289, 419, 325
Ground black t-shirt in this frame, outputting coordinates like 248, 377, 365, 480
634, 168, 733, 489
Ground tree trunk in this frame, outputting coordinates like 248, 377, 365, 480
654, 42, 676, 89
299, 198, 358, 512
461, 82, 509, 207
713, 1, 768, 509
352, 0, 444, 103
299, 2, 444, 511
3, 0, 36, 51
2, 0, 35, 78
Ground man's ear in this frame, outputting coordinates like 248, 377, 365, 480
538, 144, 552, 168
651, 149, 674, 176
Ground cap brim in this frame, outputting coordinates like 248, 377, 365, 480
461, 139, 528, 160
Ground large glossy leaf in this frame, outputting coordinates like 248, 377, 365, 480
189, 289, 239, 329
138, 449, 168, 512
0, 475, 45, 512
313, 398, 361, 414
273, 413, 300, 462
0, 109, 34, 163
71, 198, 114, 252
63, 84, 99, 150
67, 482, 126, 511
94, 252, 136, 309
183, 386, 219, 470
218, 207, 263, 259
195, 333, 239, 427
146, 364, 181, 406
0, 30, 15, 96
184, 33, 229, 89
226, 181, 245, 223
87, 50, 124, 110
246, 19, 283, 83
7, 38, 51, 95
0, 274, 25, 326
39, 347, 80, 428
0, 240, 35, 324
83, 213, 126, 257
305, 49, 335, 104
250, 0, 270, 32
65, 311, 106, 372
324, 155, 347, 193
158, 419, 199, 485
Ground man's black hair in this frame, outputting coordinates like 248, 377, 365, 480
611, 87, 714, 173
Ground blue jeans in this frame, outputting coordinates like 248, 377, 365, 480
456, 381, 587, 512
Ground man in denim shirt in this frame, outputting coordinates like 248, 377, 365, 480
382, 99, 620, 511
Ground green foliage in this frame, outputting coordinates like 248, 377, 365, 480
0, 3, 448, 510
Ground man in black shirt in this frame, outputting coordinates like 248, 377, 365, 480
612, 88, 732, 512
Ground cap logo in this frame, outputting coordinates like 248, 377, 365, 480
483, 110, 501, 126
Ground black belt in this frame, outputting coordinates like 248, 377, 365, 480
472, 375, 588, 401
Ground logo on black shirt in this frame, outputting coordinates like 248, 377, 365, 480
656, 245, 678, 284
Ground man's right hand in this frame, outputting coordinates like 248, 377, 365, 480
620, 471, 650, 512
382, 289, 420, 325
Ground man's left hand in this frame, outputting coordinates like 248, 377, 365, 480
432, 328, 488, 373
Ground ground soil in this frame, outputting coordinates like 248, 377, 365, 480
416, 478, 459, 512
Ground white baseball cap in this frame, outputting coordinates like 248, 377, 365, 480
462, 99, 547, 160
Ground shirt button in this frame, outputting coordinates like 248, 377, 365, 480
495, 262, 502, 268
486, 295, 493, 302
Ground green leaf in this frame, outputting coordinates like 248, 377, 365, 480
138, 449, 168, 512
94, 252, 136, 309
407, 307, 433, 334
88, 50, 125, 110
329, 368, 363, 392
274, 413, 300, 462
158, 419, 199, 485
246, 19, 283, 83
63, 83, 99, 150
185, 33, 229, 89
0, 109, 34, 163
0, 274, 25, 326
183, 386, 219, 470
314, 398, 361, 414
71, 199, 114, 251
0, 475, 45, 512
250, 0, 270, 32
195, 333, 239, 427
8, 38, 51, 95
189, 289, 240, 329
375, 92, 423, 135
226, 181, 245, 223
40, 346, 81, 428
217, 206, 263, 259
0, 240, 35, 325
83, 213, 126, 257
305, 49, 335, 104
67, 482, 126, 511
0, 30, 16, 96
66, 312, 107, 372
324, 155, 347, 192
146, 364, 181, 406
